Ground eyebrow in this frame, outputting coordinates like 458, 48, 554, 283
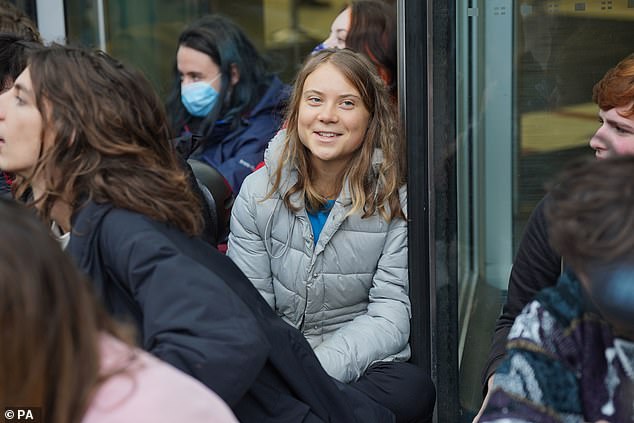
14, 82, 33, 97
603, 115, 634, 131
303, 89, 361, 100
178, 70, 200, 76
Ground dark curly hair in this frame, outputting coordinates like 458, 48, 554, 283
14, 44, 203, 235
0, 33, 40, 91
0, 0, 41, 42
546, 156, 634, 274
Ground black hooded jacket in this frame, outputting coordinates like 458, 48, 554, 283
66, 201, 394, 422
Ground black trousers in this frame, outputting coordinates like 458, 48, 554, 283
348, 361, 436, 423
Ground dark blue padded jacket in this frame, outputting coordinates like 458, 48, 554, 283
191, 76, 289, 194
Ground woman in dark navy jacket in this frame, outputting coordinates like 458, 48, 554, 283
0, 44, 393, 423
166, 14, 289, 194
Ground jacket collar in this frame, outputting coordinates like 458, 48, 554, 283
247, 76, 289, 119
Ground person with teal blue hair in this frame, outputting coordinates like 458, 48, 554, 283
166, 14, 289, 194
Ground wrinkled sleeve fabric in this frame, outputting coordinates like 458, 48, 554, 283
227, 172, 276, 309
481, 195, 561, 392
314, 191, 411, 383
99, 213, 270, 407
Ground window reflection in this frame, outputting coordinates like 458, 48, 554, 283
458, 0, 634, 416
63, 0, 348, 96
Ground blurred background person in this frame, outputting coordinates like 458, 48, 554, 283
166, 14, 289, 194
0, 198, 237, 423
316, 0, 397, 99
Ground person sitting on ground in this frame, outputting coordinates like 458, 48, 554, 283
0, 198, 237, 423
315, 0, 397, 99
476, 53, 634, 418
166, 14, 289, 194
227, 48, 435, 423
479, 156, 634, 422
0, 43, 394, 422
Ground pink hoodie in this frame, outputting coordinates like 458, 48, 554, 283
82, 335, 237, 423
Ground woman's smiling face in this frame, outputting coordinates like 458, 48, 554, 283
297, 62, 370, 173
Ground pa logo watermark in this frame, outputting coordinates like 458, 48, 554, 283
3, 408, 41, 422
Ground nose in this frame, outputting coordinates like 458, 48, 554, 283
317, 103, 338, 123
589, 124, 607, 153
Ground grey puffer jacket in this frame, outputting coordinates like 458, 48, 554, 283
227, 130, 411, 383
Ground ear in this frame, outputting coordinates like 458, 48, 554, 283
230, 63, 240, 87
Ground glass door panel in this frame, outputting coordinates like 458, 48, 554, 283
456, 0, 634, 417
62, 0, 347, 95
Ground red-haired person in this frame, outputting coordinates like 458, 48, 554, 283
476, 53, 634, 421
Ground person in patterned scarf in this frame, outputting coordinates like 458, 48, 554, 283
479, 156, 634, 422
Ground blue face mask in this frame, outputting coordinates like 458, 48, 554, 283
181, 77, 220, 117
311, 42, 326, 55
